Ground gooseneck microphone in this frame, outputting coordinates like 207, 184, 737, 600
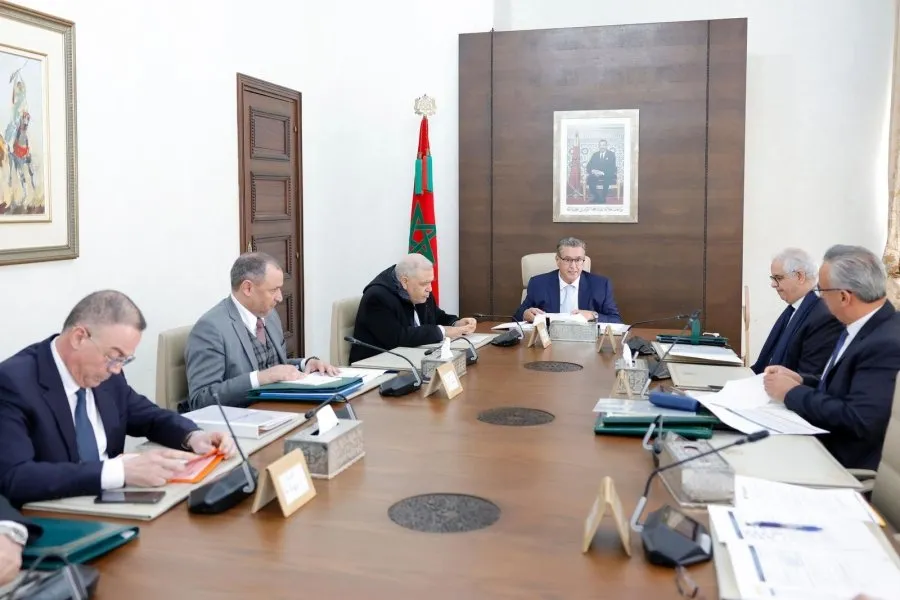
641, 309, 701, 396
304, 392, 348, 420
424, 336, 478, 365
629, 429, 770, 567
187, 392, 259, 514
473, 313, 525, 347
343, 336, 422, 396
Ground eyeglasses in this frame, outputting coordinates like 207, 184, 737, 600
769, 271, 797, 284
557, 256, 585, 265
84, 328, 136, 369
814, 285, 848, 294
675, 565, 706, 599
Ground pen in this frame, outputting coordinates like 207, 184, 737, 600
746, 521, 822, 532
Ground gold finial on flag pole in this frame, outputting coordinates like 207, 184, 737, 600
414, 94, 436, 117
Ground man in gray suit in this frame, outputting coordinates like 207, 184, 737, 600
183, 252, 336, 410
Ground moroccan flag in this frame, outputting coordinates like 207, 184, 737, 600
408, 115, 439, 304
567, 132, 582, 199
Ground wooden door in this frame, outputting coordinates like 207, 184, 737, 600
236, 74, 304, 358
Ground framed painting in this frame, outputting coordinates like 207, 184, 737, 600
552, 109, 639, 224
0, 2, 77, 266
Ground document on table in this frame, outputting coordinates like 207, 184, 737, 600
591, 398, 694, 418
655, 342, 744, 365
727, 539, 900, 600
337, 367, 387, 384
491, 321, 534, 332
732, 475, 883, 525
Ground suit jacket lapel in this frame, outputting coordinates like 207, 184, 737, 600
578, 273, 590, 312
225, 298, 259, 370
93, 385, 121, 456
831, 302, 894, 371
548, 272, 562, 313
36, 338, 78, 461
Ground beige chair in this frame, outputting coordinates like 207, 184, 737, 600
851, 374, 900, 534
155, 325, 193, 412
520, 253, 592, 301
330, 295, 362, 365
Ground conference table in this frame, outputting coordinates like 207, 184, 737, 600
31, 327, 719, 599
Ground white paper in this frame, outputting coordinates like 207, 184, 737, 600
733, 476, 882, 525
705, 375, 772, 409
278, 463, 311, 505
598, 322, 630, 335
291, 373, 340, 386
657, 342, 744, 365
315, 405, 339, 435
621, 340, 634, 367
438, 337, 453, 359
728, 540, 900, 600
592, 398, 695, 417
545, 312, 588, 323
337, 367, 387, 384
490, 321, 534, 332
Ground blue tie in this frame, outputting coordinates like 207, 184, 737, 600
817, 329, 848, 392
74, 388, 99, 462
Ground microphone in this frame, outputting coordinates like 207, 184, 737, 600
640, 310, 701, 396
187, 391, 259, 515
473, 313, 525, 347
343, 336, 422, 396
629, 429, 770, 567
8, 552, 99, 599
424, 336, 478, 365
304, 392, 348, 420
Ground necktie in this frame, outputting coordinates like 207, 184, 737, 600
817, 328, 849, 392
561, 285, 576, 314
74, 388, 99, 462
255, 317, 266, 344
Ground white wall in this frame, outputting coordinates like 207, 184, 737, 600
0, 0, 493, 399
496, 0, 896, 360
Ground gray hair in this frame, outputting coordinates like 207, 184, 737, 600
395, 253, 433, 279
230, 252, 282, 290
62, 290, 146, 332
557, 237, 586, 254
774, 247, 818, 283
823, 244, 886, 303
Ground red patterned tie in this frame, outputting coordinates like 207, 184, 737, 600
255, 318, 266, 344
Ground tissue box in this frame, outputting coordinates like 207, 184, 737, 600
421, 349, 467, 381
549, 321, 598, 342
613, 357, 649, 396
283, 419, 365, 479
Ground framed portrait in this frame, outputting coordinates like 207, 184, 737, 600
552, 109, 639, 224
0, 2, 77, 266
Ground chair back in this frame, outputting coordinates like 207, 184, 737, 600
155, 326, 192, 412
872, 375, 900, 529
520, 253, 592, 301
331, 295, 363, 365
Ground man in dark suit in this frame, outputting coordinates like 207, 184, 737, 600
751, 248, 843, 375
514, 237, 621, 323
585, 140, 617, 204
184, 252, 336, 410
350, 254, 477, 362
764, 245, 900, 470
0, 494, 40, 585
0, 290, 236, 507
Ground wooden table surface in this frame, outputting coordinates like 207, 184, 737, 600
32, 328, 719, 599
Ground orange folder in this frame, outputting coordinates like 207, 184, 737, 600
169, 450, 225, 484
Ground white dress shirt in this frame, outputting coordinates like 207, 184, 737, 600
831, 304, 881, 366
559, 274, 581, 314
50, 338, 125, 490
230, 296, 306, 388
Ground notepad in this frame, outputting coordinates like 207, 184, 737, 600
169, 450, 224, 484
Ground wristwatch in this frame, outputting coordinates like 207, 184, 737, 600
0, 523, 27, 546
303, 356, 319, 370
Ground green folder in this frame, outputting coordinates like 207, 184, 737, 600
594, 413, 718, 440
23, 517, 139, 570
246, 376, 363, 398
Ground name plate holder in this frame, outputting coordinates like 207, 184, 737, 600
423, 361, 463, 399
250, 449, 317, 517
596, 325, 618, 353
549, 320, 598, 343
527, 319, 551, 348
611, 357, 649, 399
582, 475, 632, 556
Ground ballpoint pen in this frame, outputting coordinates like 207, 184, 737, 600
746, 521, 822, 532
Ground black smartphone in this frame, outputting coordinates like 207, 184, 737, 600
94, 491, 166, 504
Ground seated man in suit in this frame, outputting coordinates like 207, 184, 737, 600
514, 237, 621, 323
0, 290, 235, 507
350, 253, 477, 362
0, 494, 41, 585
751, 248, 843, 375
185, 252, 337, 410
764, 245, 900, 470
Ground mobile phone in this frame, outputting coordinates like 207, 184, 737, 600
94, 491, 166, 504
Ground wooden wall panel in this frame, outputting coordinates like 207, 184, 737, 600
459, 20, 746, 343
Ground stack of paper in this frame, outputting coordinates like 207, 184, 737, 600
653, 341, 744, 366
184, 405, 297, 439
712, 477, 899, 599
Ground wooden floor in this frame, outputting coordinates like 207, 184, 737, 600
35, 329, 719, 599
